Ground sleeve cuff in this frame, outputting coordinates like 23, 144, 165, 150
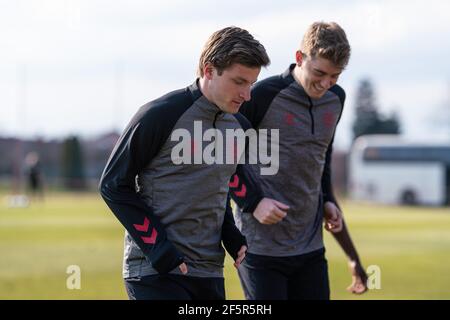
150, 240, 184, 274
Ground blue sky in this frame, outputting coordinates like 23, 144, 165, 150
1, 0, 449, 149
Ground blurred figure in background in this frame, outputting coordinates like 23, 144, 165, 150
25, 152, 44, 201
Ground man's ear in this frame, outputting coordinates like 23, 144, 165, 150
295, 50, 304, 66
203, 62, 215, 80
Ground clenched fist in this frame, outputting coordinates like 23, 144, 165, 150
253, 198, 290, 224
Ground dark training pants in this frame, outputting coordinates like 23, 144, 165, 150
238, 247, 330, 300
124, 274, 225, 300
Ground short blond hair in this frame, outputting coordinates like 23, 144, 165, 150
198, 26, 270, 77
301, 22, 351, 69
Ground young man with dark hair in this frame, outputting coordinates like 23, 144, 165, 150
100, 26, 272, 300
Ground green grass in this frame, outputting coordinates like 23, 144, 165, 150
326, 203, 450, 299
1, 192, 449, 299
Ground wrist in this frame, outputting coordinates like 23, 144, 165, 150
246, 194, 264, 214
348, 257, 361, 265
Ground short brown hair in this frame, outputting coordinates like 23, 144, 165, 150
198, 26, 270, 77
301, 22, 351, 69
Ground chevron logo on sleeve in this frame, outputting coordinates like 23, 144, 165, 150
229, 174, 247, 198
133, 217, 158, 244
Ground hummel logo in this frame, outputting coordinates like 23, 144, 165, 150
133, 217, 158, 244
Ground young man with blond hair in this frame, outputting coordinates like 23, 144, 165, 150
100, 26, 271, 300
230, 22, 367, 300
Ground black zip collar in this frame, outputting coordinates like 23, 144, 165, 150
281, 63, 296, 86
284, 64, 316, 135
188, 78, 203, 101
189, 79, 225, 128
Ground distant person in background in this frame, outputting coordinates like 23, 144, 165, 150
25, 152, 44, 200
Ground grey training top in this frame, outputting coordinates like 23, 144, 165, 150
100, 80, 251, 279
234, 64, 345, 257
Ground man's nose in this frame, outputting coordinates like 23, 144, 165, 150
321, 77, 335, 89
241, 86, 251, 101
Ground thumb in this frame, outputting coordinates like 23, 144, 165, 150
179, 263, 188, 275
273, 200, 290, 211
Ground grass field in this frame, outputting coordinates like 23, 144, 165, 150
1, 192, 449, 300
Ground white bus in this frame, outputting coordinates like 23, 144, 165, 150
349, 135, 450, 206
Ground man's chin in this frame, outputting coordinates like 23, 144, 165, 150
227, 104, 241, 114
307, 91, 325, 100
